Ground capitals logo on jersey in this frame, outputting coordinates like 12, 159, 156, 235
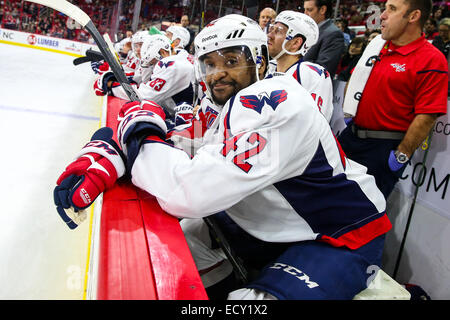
240, 90, 288, 114
158, 60, 175, 68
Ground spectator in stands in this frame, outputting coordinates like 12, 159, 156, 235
180, 14, 195, 53
432, 17, 450, 60
424, 18, 439, 40
66, 17, 78, 40
433, 7, 444, 24
335, 19, 351, 46
258, 7, 277, 31
302, 0, 346, 78
337, 0, 448, 200
0, 6, 4, 24
3, 11, 17, 30
366, 29, 381, 43
38, 16, 51, 35
336, 36, 366, 82
348, 4, 364, 26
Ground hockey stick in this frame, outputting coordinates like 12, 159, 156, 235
25, 0, 140, 102
393, 131, 434, 279
103, 32, 121, 65
203, 216, 249, 285
73, 48, 104, 66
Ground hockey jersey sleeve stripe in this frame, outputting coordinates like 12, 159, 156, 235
318, 214, 391, 249
223, 95, 236, 140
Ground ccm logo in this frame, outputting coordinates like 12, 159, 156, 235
269, 262, 319, 288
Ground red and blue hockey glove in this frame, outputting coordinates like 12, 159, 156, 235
117, 100, 167, 176
54, 127, 126, 229
93, 71, 137, 96
93, 71, 117, 96
91, 60, 110, 75
174, 102, 194, 126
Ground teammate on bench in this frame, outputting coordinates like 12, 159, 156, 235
55, 14, 391, 300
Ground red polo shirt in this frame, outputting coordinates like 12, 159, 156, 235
354, 35, 448, 131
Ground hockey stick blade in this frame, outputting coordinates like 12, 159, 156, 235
25, 0, 140, 102
85, 49, 104, 61
73, 49, 104, 66
73, 56, 91, 66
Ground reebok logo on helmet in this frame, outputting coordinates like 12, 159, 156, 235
202, 34, 218, 42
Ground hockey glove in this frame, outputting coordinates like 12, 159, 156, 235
54, 127, 126, 229
388, 150, 407, 172
91, 60, 110, 75
174, 102, 194, 126
117, 100, 167, 176
93, 71, 117, 96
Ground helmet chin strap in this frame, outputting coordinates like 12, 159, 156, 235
273, 39, 304, 60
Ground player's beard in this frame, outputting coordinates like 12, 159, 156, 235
209, 69, 257, 106
209, 80, 239, 106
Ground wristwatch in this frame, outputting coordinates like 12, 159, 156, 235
394, 150, 409, 164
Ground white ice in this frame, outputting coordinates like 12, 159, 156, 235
0, 42, 102, 299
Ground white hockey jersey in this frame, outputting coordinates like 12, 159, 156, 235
112, 53, 195, 117
122, 50, 139, 76
267, 59, 334, 123
131, 75, 391, 249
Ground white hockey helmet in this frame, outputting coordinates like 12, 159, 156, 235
166, 25, 191, 49
194, 14, 268, 75
271, 10, 319, 58
140, 34, 172, 68
194, 14, 269, 105
115, 37, 131, 58
131, 30, 151, 54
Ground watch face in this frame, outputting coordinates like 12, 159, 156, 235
396, 153, 408, 164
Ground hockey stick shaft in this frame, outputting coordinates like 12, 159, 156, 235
25, 0, 140, 102
203, 216, 248, 285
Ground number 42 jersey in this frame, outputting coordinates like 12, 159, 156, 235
131, 74, 391, 250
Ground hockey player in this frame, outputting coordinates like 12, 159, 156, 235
94, 33, 195, 125
54, 14, 391, 300
115, 36, 132, 64
165, 25, 195, 66
90, 32, 139, 77
166, 25, 191, 55
123, 30, 148, 75
266, 10, 334, 123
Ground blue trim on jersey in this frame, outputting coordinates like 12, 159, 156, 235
273, 142, 383, 238
285, 59, 304, 85
172, 83, 194, 105
225, 95, 236, 133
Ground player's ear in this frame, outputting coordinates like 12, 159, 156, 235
293, 36, 304, 52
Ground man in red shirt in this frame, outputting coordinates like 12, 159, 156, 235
338, 0, 448, 199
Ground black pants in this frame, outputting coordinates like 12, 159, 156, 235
337, 123, 406, 199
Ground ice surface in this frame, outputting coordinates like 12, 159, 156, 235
0, 43, 102, 299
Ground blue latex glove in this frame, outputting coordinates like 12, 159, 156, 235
388, 150, 407, 172
344, 117, 353, 125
